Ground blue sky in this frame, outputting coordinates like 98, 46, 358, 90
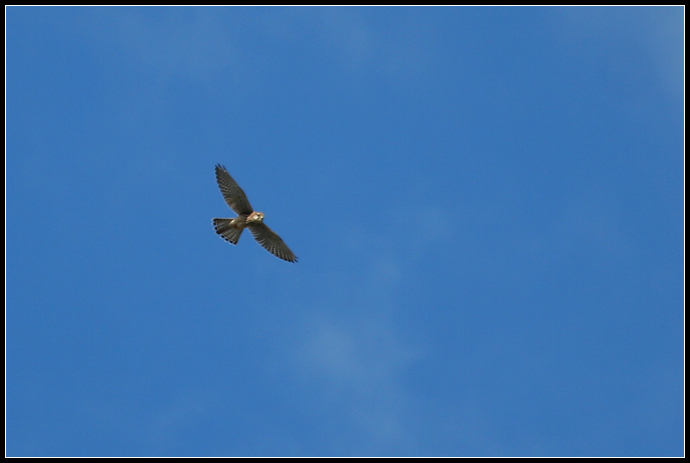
6, 7, 684, 457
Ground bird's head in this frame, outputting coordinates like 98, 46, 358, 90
248, 211, 265, 224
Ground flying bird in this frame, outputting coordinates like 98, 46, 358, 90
212, 164, 297, 263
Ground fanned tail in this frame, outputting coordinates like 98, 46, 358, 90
213, 218, 243, 245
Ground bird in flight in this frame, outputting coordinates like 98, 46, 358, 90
212, 164, 297, 263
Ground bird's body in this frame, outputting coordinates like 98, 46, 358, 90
213, 164, 297, 263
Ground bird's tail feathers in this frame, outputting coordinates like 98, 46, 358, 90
213, 218, 243, 245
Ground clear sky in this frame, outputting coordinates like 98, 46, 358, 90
6, 7, 684, 457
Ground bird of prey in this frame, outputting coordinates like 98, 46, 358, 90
212, 164, 297, 263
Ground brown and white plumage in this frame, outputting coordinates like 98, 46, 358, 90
212, 164, 297, 263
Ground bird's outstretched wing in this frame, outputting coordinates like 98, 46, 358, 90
215, 164, 253, 215
248, 223, 298, 263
